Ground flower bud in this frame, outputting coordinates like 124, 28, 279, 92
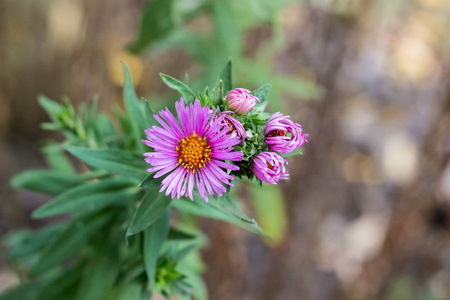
265, 112, 308, 153
252, 152, 289, 184
219, 113, 247, 144
226, 88, 260, 114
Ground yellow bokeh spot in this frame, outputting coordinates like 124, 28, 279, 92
107, 52, 143, 87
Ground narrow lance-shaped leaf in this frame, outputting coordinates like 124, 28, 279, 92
219, 59, 232, 93
172, 195, 264, 235
127, 184, 172, 237
127, 0, 174, 54
252, 84, 271, 114
252, 84, 271, 103
42, 144, 76, 173
0, 283, 40, 300
67, 146, 148, 179
138, 173, 160, 189
30, 212, 112, 277
144, 209, 171, 289
250, 184, 287, 247
76, 237, 120, 300
32, 177, 140, 219
212, 80, 223, 106
143, 99, 159, 128
121, 62, 146, 153
35, 262, 84, 300
38, 95, 63, 122
11, 170, 84, 195
5, 223, 67, 260
160, 73, 196, 105
167, 227, 197, 241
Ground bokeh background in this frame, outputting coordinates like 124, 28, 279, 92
1, 0, 450, 299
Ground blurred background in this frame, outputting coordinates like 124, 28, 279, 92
1, 0, 450, 299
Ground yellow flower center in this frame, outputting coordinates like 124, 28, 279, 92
176, 132, 211, 172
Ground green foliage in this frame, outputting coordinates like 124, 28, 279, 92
250, 183, 287, 246
127, 0, 323, 113
32, 177, 140, 219
160, 73, 196, 105
144, 210, 171, 289
67, 146, 148, 179
219, 59, 233, 93
172, 194, 263, 235
127, 0, 175, 54
3, 61, 273, 300
122, 62, 147, 153
212, 80, 224, 106
11, 170, 85, 195
127, 187, 172, 237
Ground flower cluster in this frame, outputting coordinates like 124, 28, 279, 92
143, 86, 308, 202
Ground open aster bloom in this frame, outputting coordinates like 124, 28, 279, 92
226, 88, 260, 114
142, 99, 243, 202
253, 152, 289, 184
219, 113, 247, 145
265, 112, 309, 153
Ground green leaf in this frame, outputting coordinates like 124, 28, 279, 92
212, 80, 223, 106
32, 177, 139, 219
143, 99, 159, 128
0, 283, 40, 300
30, 212, 112, 277
35, 262, 83, 300
184, 273, 207, 300
174, 244, 197, 262
167, 227, 196, 241
67, 147, 148, 179
121, 62, 146, 153
38, 95, 63, 122
127, 186, 172, 236
76, 249, 119, 300
5, 223, 67, 261
42, 144, 76, 173
138, 173, 160, 189
172, 195, 263, 235
252, 84, 271, 103
250, 111, 271, 125
160, 73, 196, 105
11, 170, 84, 195
219, 59, 232, 93
250, 184, 287, 246
144, 209, 171, 288
281, 147, 304, 157
95, 114, 117, 146
113, 283, 142, 300
252, 101, 269, 114
127, 0, 174, 54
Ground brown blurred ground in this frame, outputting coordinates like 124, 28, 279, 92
1, 0, 450, 299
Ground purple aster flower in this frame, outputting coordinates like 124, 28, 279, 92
219, 113, 247, 144
252, 152, 289, 184
265, 112, 309, 153
142, 99, 243, 202
226, 88, 260, 114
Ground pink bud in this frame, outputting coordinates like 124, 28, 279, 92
226, 88, 260, 114
252, 152, 289, 184
265, 112, 308, 153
